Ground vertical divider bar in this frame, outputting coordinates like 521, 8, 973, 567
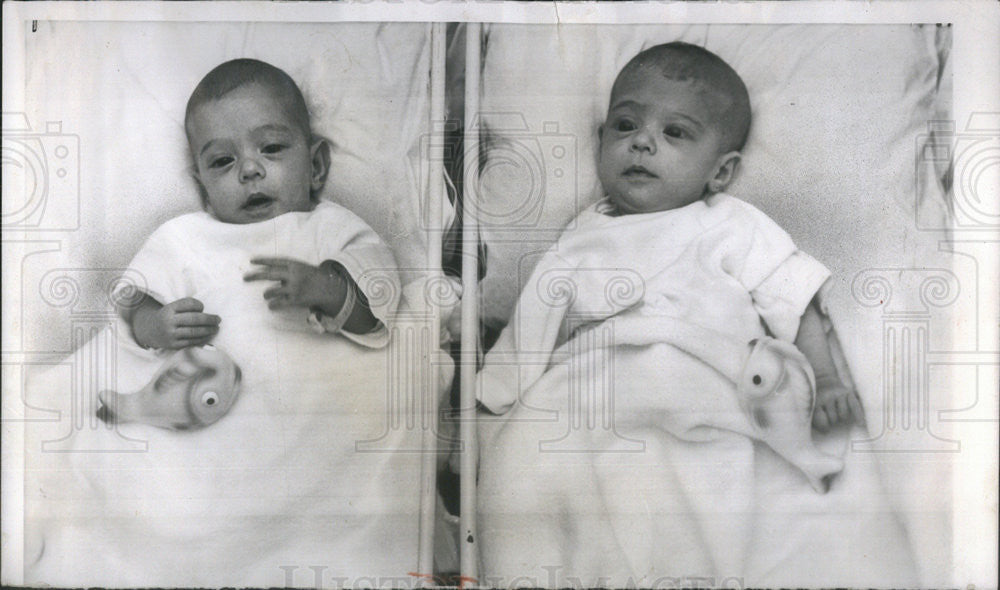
417, 21, 447, 584
460, 21, 482, 584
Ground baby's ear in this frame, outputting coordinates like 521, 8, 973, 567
595, 124, 607, 167
310, 137, 332, 194
709, 150, 741, 194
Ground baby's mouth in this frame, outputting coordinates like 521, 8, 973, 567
622, 165, 658, 179
242, 193, 275, 211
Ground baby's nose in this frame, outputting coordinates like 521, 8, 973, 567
239, 157, 265, 182
630, 130, 656, 153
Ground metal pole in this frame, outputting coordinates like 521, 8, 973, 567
417, 21, 447, 583
459, 21, 482, 585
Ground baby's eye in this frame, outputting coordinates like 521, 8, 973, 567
664, 125, 689, 139
208, 156, 234, 169
614, 118, 636, 133
261, 143, 287, 155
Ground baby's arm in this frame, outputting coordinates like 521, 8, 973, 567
127, 295, 221, 350
243, 257, 378, 334
794, 302, 864, 431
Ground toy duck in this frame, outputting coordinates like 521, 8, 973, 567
736, 337, 844, 493
570, 315, 845, 493
97, 345, 242, 431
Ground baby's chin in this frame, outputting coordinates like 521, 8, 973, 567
607, 194, 671, 216
210, 200, 316, 224
608, 189, 704, 215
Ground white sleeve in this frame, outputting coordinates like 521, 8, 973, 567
751, 251, 831, 341
720, 199, 830, 341
725, 203, 799, 292
477, 248, 575, 414
314, 203, 401, 349
115, 221, 192, 310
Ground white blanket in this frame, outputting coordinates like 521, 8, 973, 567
477, 315, 917, 587
25, 203, 447, 587
475, 197, 918, 587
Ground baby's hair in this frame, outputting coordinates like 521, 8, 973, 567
184, 58, 312, 142
614, 42, 751, 152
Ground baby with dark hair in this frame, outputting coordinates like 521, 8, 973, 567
474, 42, 863, 582
479, 41, 860, 438
596, 42, 859, 429
460, 41, 881, 586
597, 42, 751, 215
122, 58, 398, 351
185, 58, 313, 147
64, 58, 416, 585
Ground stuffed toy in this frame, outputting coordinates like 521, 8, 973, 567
97, 345, 241, 431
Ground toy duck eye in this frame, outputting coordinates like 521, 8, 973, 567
742, 343, 785, 399
201, 391, 219, 406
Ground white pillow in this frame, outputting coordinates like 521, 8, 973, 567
478, 24, 951, 327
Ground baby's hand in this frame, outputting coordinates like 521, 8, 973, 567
244, 257, 344, 311
133, 297, 221, 350
812, 380, 865, 432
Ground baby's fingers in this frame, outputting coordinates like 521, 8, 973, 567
263, 284, 286, 300
249, 257, 293, 268
175, 335, 216, 348
835, 394, 852, 424
847, 392, 866, 427
244, 268, 286, 282
267, 295, 292, 310
173, 325, 218, 341
813, 406, 831, 432
169, 297, 205, 313
175, 312, 221, 327
245, 258, 294, 282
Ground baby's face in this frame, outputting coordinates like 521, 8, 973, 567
187, 83, 318, 224
598, 69, 736, 215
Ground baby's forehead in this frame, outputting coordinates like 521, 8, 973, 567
186, 82, 309, 139
610, 71, 736, 135
612, 60, 738, 108
196, 82, 286, 114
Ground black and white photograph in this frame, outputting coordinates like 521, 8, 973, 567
2, 2, 997, 588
